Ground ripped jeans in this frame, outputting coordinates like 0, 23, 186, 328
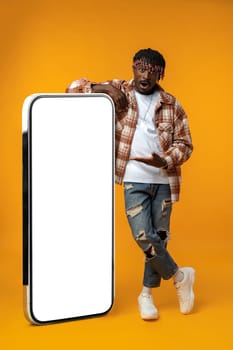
124, 182, 178, 288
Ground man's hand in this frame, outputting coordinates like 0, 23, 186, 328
92, 84, 128, 113
130, 152, 168, 168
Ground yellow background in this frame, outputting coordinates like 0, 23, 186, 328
1, 0, 233, 348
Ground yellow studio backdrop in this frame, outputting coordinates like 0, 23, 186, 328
0, 0, 233, 348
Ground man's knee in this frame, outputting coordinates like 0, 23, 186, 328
146, 229, 170, 249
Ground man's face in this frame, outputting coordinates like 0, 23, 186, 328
133, 60, 159, 95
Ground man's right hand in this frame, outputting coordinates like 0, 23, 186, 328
92, 84, 128, 113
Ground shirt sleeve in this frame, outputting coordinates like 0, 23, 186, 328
65, 78, 93, 93
163, 100, 193, 168
65, 78, 126, 93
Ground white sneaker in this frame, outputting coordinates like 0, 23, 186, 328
138, 293, 159, 320
175, 267, 195, 314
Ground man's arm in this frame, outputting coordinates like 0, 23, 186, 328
130, 152, 168, 168
92, 84, 128, 113
66, 78, 128, 113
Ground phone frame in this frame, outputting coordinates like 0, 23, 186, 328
22, 94, 115, 325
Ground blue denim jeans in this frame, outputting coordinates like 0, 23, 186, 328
124, 182, 178, 288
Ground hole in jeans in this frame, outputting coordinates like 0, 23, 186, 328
136, 230, 147, 241
145, 244, 156, 258
126, 205, 143, 218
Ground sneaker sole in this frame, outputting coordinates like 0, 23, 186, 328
140, 311, 159, 320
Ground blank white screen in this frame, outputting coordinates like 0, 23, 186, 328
30, 95, 114, 322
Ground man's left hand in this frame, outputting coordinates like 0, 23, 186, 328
130, 152, 167, 168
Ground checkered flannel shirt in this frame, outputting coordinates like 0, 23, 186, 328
66, 78, 193, 202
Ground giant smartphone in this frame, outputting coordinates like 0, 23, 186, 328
22, 94, 114, 324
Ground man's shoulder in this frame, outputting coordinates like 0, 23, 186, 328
158, 88, 187, 117
159, 89, 177, 105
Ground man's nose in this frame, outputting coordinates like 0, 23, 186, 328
142, 70, 150, 79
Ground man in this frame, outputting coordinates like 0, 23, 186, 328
66, 48, 195, 320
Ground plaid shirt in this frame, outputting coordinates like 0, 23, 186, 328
66, 78, 193, 202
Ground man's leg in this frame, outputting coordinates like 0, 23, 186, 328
124, 182, 178, 319
124, 182, 195, 317
150, 184, 195, 315
143, 184, 178, 280
142, 184, 173, 290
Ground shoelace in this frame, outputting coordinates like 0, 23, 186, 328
176, 285, 187, 303
141, 294, 153, 304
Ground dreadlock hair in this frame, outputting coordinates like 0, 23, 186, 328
133, 48, 166, 80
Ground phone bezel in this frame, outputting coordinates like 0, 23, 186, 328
22, 94, 115, 325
